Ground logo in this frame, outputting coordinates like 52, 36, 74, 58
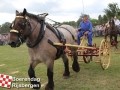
0, 74, 40, 89
0, 74, 12, 89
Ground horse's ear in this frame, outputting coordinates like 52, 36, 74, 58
16, 10, 19, 15
23, 8, 27, 16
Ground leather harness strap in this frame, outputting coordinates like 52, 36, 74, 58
46, 23, 66, 59
27, 20, 45, 48
58, 27, 75, 41
46, 23, 66, 43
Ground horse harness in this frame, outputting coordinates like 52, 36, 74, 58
46, 23, 75, 59
27, 20, 75, 59
10, 15, 75, 59
27, 20, 46, 48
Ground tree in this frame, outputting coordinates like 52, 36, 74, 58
0, 22, 11, 33
98, 15, 103, 24
90, 19, 98, 26
102, 14, 108, 24
62, 21, 77, 28
104, 3, 120, 19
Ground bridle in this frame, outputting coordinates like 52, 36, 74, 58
10, 16, 38, 34
10, 16, 31, 43
10, 15, 46, 48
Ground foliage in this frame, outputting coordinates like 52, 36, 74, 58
97, 2, 120, 25
0, 22, 11, 33
104, 3, 120, 19
98, 15, 103, 24
102, 14, 108, 23
62, 21, 77, 28
90, 18, 98, 26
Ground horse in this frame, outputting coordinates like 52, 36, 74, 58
9, 8, 80, 90
104, 19, 119, 48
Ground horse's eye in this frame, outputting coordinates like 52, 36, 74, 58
22, 23, 26, 26
20, 30, 23, 33
18, 22, 26, 28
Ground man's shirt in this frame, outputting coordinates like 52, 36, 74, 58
114, 19, 120, 26
79, 20, 92, 32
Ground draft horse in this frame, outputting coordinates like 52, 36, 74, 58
9, 9, 80, 90
105, 19, 118, 48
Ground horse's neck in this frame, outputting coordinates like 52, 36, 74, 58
110, 25, 115, 29
27, 19, 41, 42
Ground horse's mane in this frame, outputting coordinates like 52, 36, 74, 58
26, 13, 43, 22
17, 12, 44, 22
109, 19, 115, 26
109, 19, 116, 30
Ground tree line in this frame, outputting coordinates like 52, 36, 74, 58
0, 2, 120, 33
63, 2, 120, 27
0, 22, 11, 34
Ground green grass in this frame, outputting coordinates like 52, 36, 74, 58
0, 37, 120, 90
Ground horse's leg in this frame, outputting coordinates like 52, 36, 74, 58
61, 54, 70, 78
104, 30, 108, 40
114, 34, 118, 43
114, 34, 118, 49
110, 35, 112, 45
45, 60, 54, 90
28, 61, 41, 89
72, 52, 80, 72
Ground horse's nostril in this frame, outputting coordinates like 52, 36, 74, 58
9, 41, 15, 45
11, 42, 16, 45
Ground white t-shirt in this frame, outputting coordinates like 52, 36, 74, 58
114, 19, 120, 26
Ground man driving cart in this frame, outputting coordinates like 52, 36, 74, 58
77, 14, 93, 46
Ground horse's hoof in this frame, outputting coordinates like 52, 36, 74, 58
72, 64, 80, 72
31, 81, 41, 89
33, 86, 40, 90
63, 76, 70, 79
63, 71, 70, 78
63, 72, 70, 79
45, 84, 54, 90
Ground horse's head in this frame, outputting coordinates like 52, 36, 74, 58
109, 19, 115, 29
9, 9, 31, 47
9, 8, 48, 47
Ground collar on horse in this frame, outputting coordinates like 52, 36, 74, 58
26, 20, 46, 48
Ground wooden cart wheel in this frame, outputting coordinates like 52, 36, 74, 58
80, 35, 91, 63
99, 39, 110, 70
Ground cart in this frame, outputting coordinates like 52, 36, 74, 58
53, 35, 111, 70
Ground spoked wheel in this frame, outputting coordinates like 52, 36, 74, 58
99, 39, 111, 70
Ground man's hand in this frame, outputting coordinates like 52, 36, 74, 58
84, 31, 89, 35
78, 28, 81, 32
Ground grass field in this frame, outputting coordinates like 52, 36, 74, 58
0, 37, 120, 90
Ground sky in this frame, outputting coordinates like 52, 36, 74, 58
0, 0, 120, 25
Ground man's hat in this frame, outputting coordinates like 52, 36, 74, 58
83, 14, 88, 18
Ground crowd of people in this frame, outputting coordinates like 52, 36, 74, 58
93, 24, 106, 37
93, 16, 120, 37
